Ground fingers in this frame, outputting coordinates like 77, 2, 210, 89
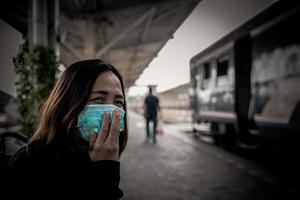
88, 132, 97, 150
88, 109, 121, 162
106, 109, 120, 146
95, 112, 110, 144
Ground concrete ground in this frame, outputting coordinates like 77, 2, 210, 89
119, 112, 295, 200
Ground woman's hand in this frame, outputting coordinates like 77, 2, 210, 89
88, 110, 120, 161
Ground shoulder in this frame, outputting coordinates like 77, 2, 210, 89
7, 141, 59, 170
151, 95, 159, 102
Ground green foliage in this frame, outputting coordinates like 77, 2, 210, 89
13, 41, 59, 137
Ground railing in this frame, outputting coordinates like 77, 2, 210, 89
0, 131, 28, 166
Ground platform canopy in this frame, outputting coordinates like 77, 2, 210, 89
1, 0, 200, 88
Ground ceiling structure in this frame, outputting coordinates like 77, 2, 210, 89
59, 0, 200, 88
1, 0, 201, 89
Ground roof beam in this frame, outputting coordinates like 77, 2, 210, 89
60, 31, 84, 61
141, 8, 156, 42
82, 20, 96, 59
95, 7, 156, 58
125, 8, 156, 71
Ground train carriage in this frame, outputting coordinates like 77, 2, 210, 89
189, 1, 300, 148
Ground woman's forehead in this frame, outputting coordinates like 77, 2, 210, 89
92, 71, 122, 93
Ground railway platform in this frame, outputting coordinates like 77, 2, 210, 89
119, 111, 297, 200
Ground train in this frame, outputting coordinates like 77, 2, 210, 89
189, 1, 300, 148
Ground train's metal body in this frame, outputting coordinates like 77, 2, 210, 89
189, 1, 300, 147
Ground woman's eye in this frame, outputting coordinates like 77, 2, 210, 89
115, 100, 124, 107
93, 97, 104, 103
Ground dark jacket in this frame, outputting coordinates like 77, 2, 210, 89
2, 140, 123, 199
144, 94, 159, 119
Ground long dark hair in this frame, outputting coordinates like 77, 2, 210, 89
29, 59, 128, 154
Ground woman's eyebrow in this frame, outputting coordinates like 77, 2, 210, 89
92, 90, 124, 99
91, 90, 108, 95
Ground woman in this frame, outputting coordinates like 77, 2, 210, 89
4, 59, 128, 199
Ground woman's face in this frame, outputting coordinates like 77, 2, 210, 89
87, 71, 124, 108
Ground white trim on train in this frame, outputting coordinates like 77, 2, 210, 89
198, 110, 288, 125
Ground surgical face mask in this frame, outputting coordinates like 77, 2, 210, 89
77, 104, 125, 141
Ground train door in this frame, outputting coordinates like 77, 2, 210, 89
234, 34, 254, 145
211, 50, 236, 148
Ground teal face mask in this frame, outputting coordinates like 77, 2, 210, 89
77, 104, 125, 141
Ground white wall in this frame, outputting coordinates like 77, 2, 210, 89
0, 19, 23, 97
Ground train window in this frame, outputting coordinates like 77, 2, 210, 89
204, 63, 211, 79
217, 57, 228, 77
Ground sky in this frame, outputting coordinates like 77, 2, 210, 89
128, 0, 276, 97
